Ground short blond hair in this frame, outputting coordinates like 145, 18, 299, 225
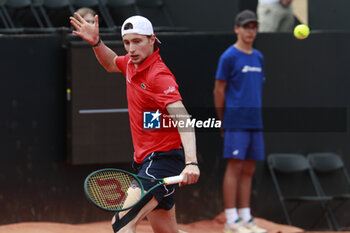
76, 7, 96, 18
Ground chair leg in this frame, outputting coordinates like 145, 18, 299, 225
288, 202, 302, 216
37, 6, 53, 28
162, 5, 174, 26
1, 6, 15, 28
327, 210, 340, 231
324, 200, 338, 230
68, 5, 75, 16
328, 200, 344, 231
280, 201, 293, 225
309, 204, 334, 230
0, 9, 10, 28
98, 4, 114, 29
30, 6, 44, 28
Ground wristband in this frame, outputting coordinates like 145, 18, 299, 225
92, 38, 101, 47
185, 162, 199, 166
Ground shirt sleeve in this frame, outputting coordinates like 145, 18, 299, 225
151, 72, 182, 108
215, 54, 232, 82
115, 55, 129, 77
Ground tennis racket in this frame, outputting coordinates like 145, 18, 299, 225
84, 168, 183, 211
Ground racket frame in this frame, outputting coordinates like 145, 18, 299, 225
84, 168, 181, 212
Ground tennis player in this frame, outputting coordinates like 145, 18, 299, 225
214, 10, 266, 233
70, 14, 200, 233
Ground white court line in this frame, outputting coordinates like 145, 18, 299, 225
79, 108, 129, 114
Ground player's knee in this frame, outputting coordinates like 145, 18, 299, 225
241, 162, 256, 176
227, 159, 244, 173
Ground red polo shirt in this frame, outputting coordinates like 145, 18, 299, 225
115, 48, 182, 163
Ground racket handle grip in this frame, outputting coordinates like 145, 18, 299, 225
164, 175, 183, 185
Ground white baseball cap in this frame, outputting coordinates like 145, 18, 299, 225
121, 15, 161, 43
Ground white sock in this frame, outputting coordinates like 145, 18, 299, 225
225, 208, 239, 225
238, 208, 251, 222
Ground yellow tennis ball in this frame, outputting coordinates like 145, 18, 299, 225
294, 24, 310, 39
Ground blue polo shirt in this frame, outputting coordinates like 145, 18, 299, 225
216, 45, 265, 129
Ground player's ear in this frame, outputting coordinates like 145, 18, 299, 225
150, 35, 156, 45
234, 25, 239, 34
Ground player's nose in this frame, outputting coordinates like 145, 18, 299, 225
129, 43, 136, 53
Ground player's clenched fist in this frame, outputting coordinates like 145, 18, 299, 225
180, 163, 200, 187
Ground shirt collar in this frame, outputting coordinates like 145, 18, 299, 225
129, 47, 160, 73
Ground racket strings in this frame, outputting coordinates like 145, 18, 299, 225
87, 170, 140, 210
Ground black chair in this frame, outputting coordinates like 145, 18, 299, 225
308, 152, 350, 230
31, 0, 53, 27
42, 0, 75, 28
0, 6, 8, 27
0, 0, 11, 27
136, 0, 172, 25
72, 0, 115, 30
136, 0, 187, 32
1, 0, 44, 31
1, 0, 22, 32
104, 0, 139, 27
268, 153, 334, 230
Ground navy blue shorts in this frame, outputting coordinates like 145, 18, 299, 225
132, 149, 185, 210
223, 130, 265, 160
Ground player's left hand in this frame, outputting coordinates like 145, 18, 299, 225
179, 164, 200, 187
70, 13, 100, 46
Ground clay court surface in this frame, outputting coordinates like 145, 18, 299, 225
0, 212, 307, 233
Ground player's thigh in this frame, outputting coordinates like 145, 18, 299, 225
223, 130, 250, 160
226, 158, 245, 173
245, 131, 265, 161
241, 160, 257, 176
147, 205, 179, 233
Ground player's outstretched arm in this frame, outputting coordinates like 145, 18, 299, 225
166, 101, 200, 186
70, 13, 121, 73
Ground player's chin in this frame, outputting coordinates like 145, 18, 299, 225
130, 57, 139, 63
131, 57, 145, 65
245, 37, 255, 43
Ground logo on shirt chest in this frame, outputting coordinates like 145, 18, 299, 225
141, 83, 146, 89
241, 65, 262, 73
